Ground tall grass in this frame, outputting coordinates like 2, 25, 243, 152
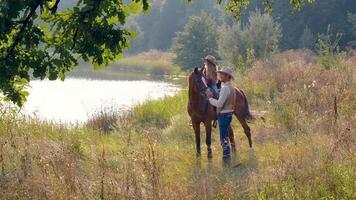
0, 50, 355, 199
132, 91, 187, 129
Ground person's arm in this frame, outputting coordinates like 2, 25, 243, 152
208, 86, 229, 108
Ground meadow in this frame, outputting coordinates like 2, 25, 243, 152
0, 50, 355, 199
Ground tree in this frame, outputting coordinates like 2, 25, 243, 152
245, 11, 282, 58
155, 0, 187, 50
0, 0, 315, 106
0, 0, 149, 106
218, 22, 247, 65
218, 11, 281, 65
172, 13, 219, 69
271, 0, 356, 49
316, 25, 342, 69
347, 12, 356, 47
299, 26, 316, 49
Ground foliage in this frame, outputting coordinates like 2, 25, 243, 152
129, 0, 222, 53
218, 22, 246, 65
271, 0, 356, 49
154, 0, 188, 50
299, 26, 316, 49
191, 0, 315, 19
244, 11, 282, 58
172, 13, 219, 69
347, 12, 356, 47
129, 0, 318, 53
218, 11, 281, 67
316, 25, 342, 69
0, 0, 149, 106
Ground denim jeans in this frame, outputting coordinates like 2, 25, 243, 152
210, 83, 220, 99
218, 112, 233, 159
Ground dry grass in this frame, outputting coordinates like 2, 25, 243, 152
0, 50, 355, 199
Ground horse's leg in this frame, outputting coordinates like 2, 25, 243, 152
192, 120, 201, 156
228, 126, 236, 152
237, 116, 253, 148
204, 120, 212, 159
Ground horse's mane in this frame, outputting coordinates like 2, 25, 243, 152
188, 70, 210, 115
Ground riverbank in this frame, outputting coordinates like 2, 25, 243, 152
69, 50, 181, 79
0, 50, 355, 199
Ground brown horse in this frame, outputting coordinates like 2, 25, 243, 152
188, 67, 253, 158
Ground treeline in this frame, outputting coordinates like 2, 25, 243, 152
126, 0, 355, 54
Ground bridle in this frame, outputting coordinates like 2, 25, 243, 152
193, 73, 208, 97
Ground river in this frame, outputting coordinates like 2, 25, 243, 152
23, 78, 180, 123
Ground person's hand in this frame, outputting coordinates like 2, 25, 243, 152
205, 89, 213, 98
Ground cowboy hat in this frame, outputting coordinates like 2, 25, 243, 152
202, 55, 217, 65
217, 66, 234, 80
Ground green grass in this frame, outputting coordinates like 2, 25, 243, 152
69, 50, 181, 79
0, 50, 355, 199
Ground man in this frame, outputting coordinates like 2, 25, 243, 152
202, 55, 219, 98
205, 67, 236, 162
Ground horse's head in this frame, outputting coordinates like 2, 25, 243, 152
191, 67, 208, 95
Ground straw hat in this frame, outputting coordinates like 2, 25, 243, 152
217, 66, 234, 80
203, 55, 217, 65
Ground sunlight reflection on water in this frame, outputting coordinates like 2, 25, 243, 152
23, 78, 179, 123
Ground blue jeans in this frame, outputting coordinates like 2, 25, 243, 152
210, 83, 219, 99
218, 112, 233, 159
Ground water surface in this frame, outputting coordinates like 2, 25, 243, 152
23, 78, 179, 123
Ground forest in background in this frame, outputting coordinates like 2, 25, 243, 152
124, 0, 356, 53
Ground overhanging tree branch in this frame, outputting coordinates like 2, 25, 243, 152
49, 0, 61, 14
1, 2, 41, 61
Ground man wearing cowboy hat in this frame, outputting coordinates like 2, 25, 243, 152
202, 55, 219, 98
205, 67, 236, 162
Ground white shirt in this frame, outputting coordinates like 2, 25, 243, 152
208, 81, 234, 113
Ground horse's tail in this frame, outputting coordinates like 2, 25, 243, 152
239, 89, 253, 120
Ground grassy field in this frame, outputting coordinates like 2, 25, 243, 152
0, 50, 355, 199
69, 50, 181, 79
